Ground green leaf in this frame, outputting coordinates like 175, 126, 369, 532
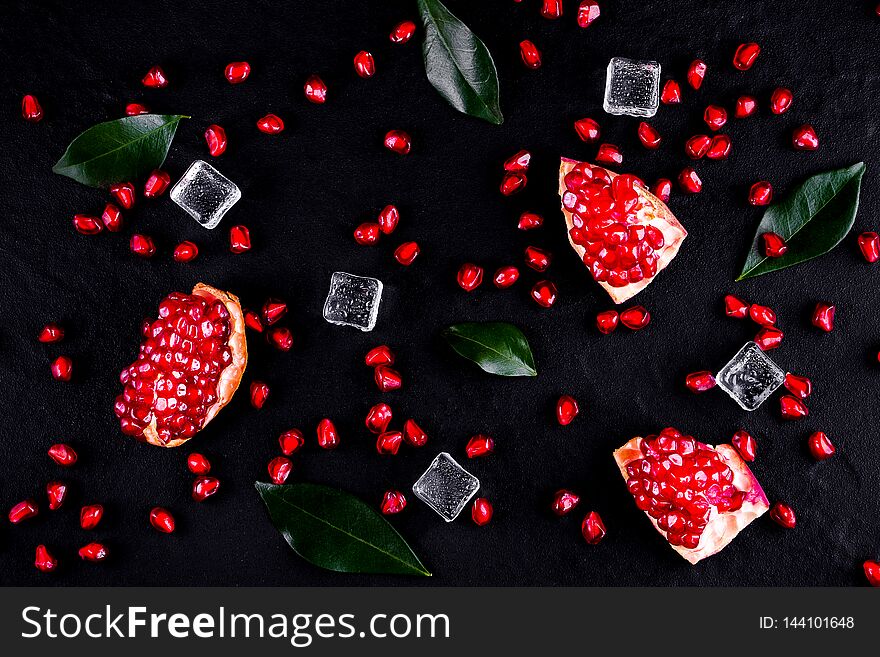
255, 482, 431, 577
417, 0, 503, 125
443, 322, 537, 377
737, 163, 866, 280
52, 114, 187, 188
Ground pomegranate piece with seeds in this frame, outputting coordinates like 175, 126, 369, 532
808, 431, 835, 461
812, 302, 835, 332
113, 284, 247, 448
574, 117, 600, 143
660, 79, 682, 105
381, 491, 407, 515
389, 20, 416, 44
762, 232, 788, 257
48, 443, 77, 466
769, 502, 796, 528
257, 114, 285, 134
733, 43, 761, 70
150, 507, 176, 533
559, 158, 687, 304
224, 61, 251, 84
686, 59, 707, 89
581, 511, 606, 544
353, 51, 376, 78
384, 130, 411, 154
792, 124, 819, 150
551, 490, 580, 516
613, 428, 769, 564
268, 456, 293, 484
471, 498, 493, 526
724, 294, 749, 318
21, 94, 43, 122
734, 95, 757, 118
858, 232, 880, 262
519, 40, 542, 69
556, 395, 579, 425
35, 545, 58, 572
576, 1, 600, 28
142, 66, 168, 88
304, 75, 328, 104
749, 181, 773, 206
685, 371, 716, 393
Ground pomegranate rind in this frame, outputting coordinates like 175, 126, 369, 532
559, 158, 687, 304
141, 283, 247, 448
613, 436, 769, 564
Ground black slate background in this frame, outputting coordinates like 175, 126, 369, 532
0, 0, 878, 587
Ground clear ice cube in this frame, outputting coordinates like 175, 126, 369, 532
169, 160, 241, 229
322, 272, 383, 331
716, 342, 785, 411
412, 452, 480, 522
603, 57, 661, 118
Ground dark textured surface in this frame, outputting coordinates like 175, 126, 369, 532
0, 0, 878, 587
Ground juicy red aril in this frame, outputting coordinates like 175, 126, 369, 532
703, 105, 727, 131
130, 234, 156, 257
551, 490, 580, 515
73, 214, 103, 235
531, 280, 557, 308
9, 499, 38, 524
762, 232, 788, 257
144, 170, 171, 197
354, 222, 380, 245
279, 429, 304, 455
51, 355, 73, 381
620, 305, 650, 330
21, 94, 43, 122
770, 87, 793, 114
187, 453, 211, 474
724, 294, 749, 318
48, 443, 77, 467
574, 117, 600, 143
864, 561, 880, 587
731, 430, 757, 462
381, 491, 407, 515
80, 504, 104, 530
577, 0, 600, 27
35, 545, 58, 572
79, 542, 108, 562
678, 167, 702, 193
318, 419, 340, 449
457, 263, 484, 291
749, 304, 776, 326
519, 40, 542, 69
149, 507, 175, 533
525, 245, 552, 272
374, 365, 402, 392
808, 432, 835, 461
749, 181, 773, 206
792, 124, 819, 150
493, 266, 520, 288
250, 381, 270, 409
685, 371, 716, 393
101, 203, 123, 232
556, 395, 579, 425
660, 79, 682, 104
500, 172, 527, 195
784, 373, 812, 399
192, 476, 220, 501
244, 309, 263, 332
204, 124, 227, 156
779, 395, 808, 420
365, 402, 393, 434
126, 102, 149, 116
110, 182, 136, 209
734, 95, 758, 118
395, 241, 420, 265
706, 134, 731, 160
769, 502, 796, 528
39, 323, 64, 343
685, 134, 711, 159
224, 61, 251, 84
651, 178, 672, 202
384, 130, 411, 154
365, 345, 395, 367
229, 225, 251, 253
403, 419, 428, 447
304, 75, 328, 104
266, 326, 293, 352
686, 59, 707, 89
173, 241, 199, 263
733, 43, 761, 70
378, 204, 400, 234
142, 66, 168, 88
755, 326, 783, 350
637, 122, 661, 149
47, 481, 67, 510
466, 435, 494, 458
376, 431, 403, 455
596, 143, 622, 166
472, 498, 493, 526
518, 212, 543, 230
812, 302, 835, 332
858, 232, 880, 262
354, 51, 376, 78
596, 310, 619, 334
261, 299, 287, 326
581, 511, 606, 544
268, 456, 293, 484
257, 114, 285, 134
504, 149, 531, 172
541, 0, 563, 18
389, 20, 416, 44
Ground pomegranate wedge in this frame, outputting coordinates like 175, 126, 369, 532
560, 158, 687, 304
613, 428, 769, 564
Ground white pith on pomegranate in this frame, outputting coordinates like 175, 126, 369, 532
559, 158, 687, 304
114, 283, 247, 448
613, 428, 769, 564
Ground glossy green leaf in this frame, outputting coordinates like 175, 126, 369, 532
737, 163, 866, 280
444, 322, 537, 377
418, 0, 503, 125
52, 114, 187, 187
255, 482, 431, 577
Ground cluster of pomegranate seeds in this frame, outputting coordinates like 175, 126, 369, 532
21, 94, 43, 122
555, 395, 579, 425
519, 40, 542, 69
384, 130, 412, 155
142, 66, 168, 88
466, 435, 495, 458
353, 51, 376, 78
256, 113, 285, 134
769, 501, 796, 528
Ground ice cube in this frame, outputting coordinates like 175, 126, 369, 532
169, 160, 241, 229
412, 452, 480, 522
603, 57, 661, 118
322, 272, 383, 331
716, 342, 785, 411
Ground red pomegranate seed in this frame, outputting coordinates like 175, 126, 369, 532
748, 304, 776, 326
812, 302, 835, 332
493, 266, 520, 288
374, 365, 402, 392
518, 212, 543, 230
733, 43, 761, 70
354, 222, 381, 245
73, 214, 103, 235
144, 170, 171, 197
706, 134, 731, 160
525, 245, 552, 272
266, 326, 293, 352
51, 355, 73, 381
244, 309, 263, 332
389, 20, 416, 44
317, 419, 339, 449
769, 501, 796, 528
770, 87, 793, 114
21, 94, 44, 122
142, 66, 168, 88
384, 130, 411, 154
858, 232, 880, 262
381, 490, 407, 515
224, 61, 251, 84
556, 395, 579, 425
779, 395, 808, 420
47, 481, 68, 510
678, 167, 702, 193
807, 431, 835, 461
551, 490, 580, 516
249, 381, 270, 409
354, 51, 376, 78
762, 232, 788, 258
365, 345, 395, 367
173, 241, 199, 263
110, 182, 136, 209
784, 373, 812, 399
500, 171, 527, 195
48, 443, 77, 467
260, 299, 287, 326
9, 499, 38, 524
100, 203, 123, 232
229, 225, 251, 253
574, 117, 600, 143
541, 0, 563, 18
576, 0, 600, 27
864, 561, 880, 587
531, 280, 557, 308
792, 124, 819, 150
755, 326, 783, 350
620, 306, 650, 330
703, 105, 727, 131
35, 545, 58, 572
192, 476, 220, 501
377, 204, 400, 234
268, 456, 293, 484
748, 181, 773, 206
125, 102, 149, 116
724, 294, 749, 318
596, 310, 619, 334
376, 431, 403, 455
38, 322, 64, 343
149, 507, 175, 533
279, 429, 305, 455
304, 75, 328, 104
734, 95, 757, 119
80, 504, 104, 530
637, 122, 662, 149
395, 241, 420, 265
651, 178, 672, 202
187, 453, 211, 475
466, 435, 494, 458
504, 149, 531, 172
731, 430, 757, 462
581, 511, 607, 544
403, 419, 428, 447
595, 143, 622, 166
660, 79, 682, 104
519, 40, 542, 69
457, 263, 484, 291
257, 114, 285, 134
204, 124, 227, 156
79, 542, 108, 562
471, 498, 493, 526
685, 371, 716, 393
686, 59, 707, 89
685, 134, 711, 160
365, 402, 393, 434
129, 233, 156, 258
